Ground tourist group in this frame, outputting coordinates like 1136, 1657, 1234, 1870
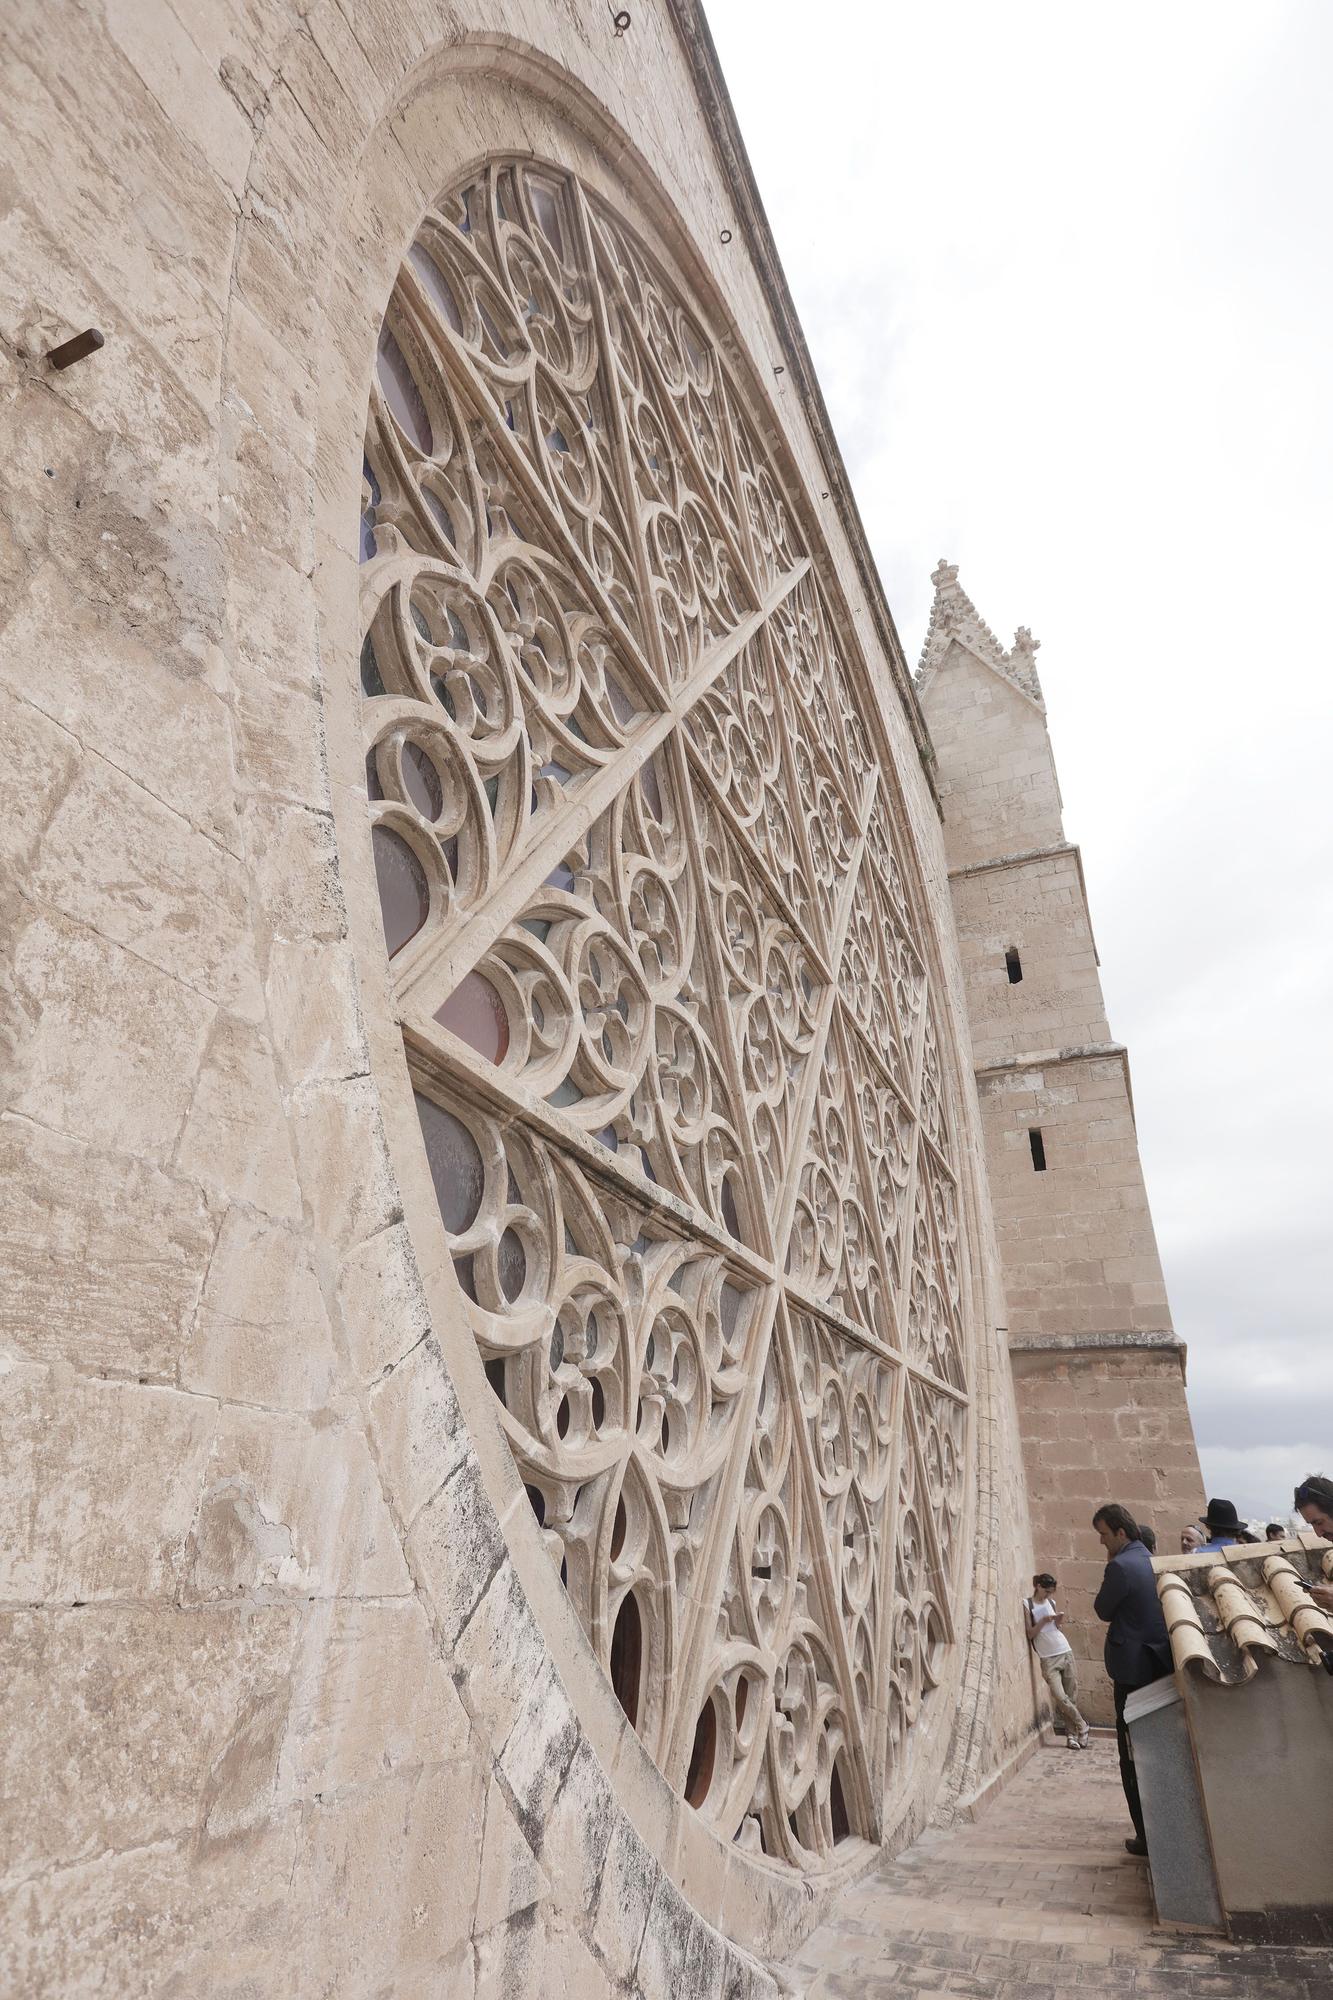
1023, 1473, 1333, 1855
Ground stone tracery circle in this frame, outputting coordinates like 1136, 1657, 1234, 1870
359, 154, 973, 1872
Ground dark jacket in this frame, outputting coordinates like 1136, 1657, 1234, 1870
1093, 1538, 1173, 1689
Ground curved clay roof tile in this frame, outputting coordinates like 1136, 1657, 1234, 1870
1158, 1571, 1243, 1684
1155, 1536, 1333, 1686
1261, 1552, 1333, 1666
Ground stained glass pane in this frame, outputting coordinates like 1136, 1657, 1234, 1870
372, 825, 429, 958
434, 970, 510, 1063
414, 1093, 485, 1234
376, 328, 432, 454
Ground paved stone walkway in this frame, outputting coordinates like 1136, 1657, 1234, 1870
785, 1740, 1333, 1998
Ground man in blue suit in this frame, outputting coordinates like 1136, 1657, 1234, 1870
1092, 1502, 1174, 1857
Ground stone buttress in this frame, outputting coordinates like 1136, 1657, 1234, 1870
916, 562, 1204, 1724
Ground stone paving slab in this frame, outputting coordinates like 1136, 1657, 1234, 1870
785, 1742, 1333, 1998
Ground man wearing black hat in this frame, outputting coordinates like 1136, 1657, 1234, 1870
1092, 1502, 1173, 1857
1196, 1498, 1242, 1553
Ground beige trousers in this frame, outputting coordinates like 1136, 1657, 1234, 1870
1041, 1652, 1087, 1736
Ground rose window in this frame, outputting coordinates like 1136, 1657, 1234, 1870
358, 157, 970, 1870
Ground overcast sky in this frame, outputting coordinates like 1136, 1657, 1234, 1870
705, 0, 1333, 1524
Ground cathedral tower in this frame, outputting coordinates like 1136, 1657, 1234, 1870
917, 562, 1204, 1721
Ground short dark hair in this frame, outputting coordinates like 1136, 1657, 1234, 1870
1295, 1475, 1333, 1513
1137, 1524, 1157, 1552
1266, 1522, 1286, 1539
1092, 1503, 1139, 1540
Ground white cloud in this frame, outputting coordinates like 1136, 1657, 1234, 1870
705, 0, 1333, 1473
1198, 1443, 1326, 1529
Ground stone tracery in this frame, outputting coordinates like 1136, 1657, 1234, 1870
359, 157, 972, 1869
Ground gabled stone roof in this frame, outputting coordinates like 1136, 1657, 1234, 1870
1155, 1536, 1333, 1685
915, 559, 1045, 707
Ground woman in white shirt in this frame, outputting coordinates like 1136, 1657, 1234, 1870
1024, 1572, 1090, 1749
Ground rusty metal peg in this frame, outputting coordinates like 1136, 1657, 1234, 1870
46, 328, 105, 371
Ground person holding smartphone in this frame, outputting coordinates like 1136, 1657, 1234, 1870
1294, 1475, 1333, 1612
1024, 1572, 1090, 1749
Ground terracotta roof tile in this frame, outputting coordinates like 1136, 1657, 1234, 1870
1153, 1535, 1333, 1685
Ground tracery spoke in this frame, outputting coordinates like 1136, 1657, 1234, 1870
397, 256, 663, 703
569, 182, 682, 699
587, 205, 762, 616
663, 793, 871, 1795
391, 558, 807, 1015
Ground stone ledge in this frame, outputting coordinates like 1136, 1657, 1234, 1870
1007, 1329, 1182, 1353
1008, 1328, 1190, 1383
947, 840, 1103, 965
948, 839, 1077, 880
946, 1720, 1042, 1826
974, 1040, 1126, 1079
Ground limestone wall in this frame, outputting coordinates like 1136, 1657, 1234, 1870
949, 851, 1109, 1069
977, 1055, 1172, 1344
918, 643, 1065, 871
918, 603, 1204, 1735
1012, 1346, 1206, 1725
0, 2, 1037, 1992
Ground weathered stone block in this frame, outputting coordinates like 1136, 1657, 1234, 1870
0, 1116, 213, 1378
242, 799, 346, 947
0, 1815, 301, 2000
368, 1331, 469, 1524
0, 565, 237, 848
439, 1535, 548, 1742
340, 1220, 433, 1384
0, 39, 234, 405
0, 1604, 300, 1878
183, 1405, 411, 1602
589, 1814, 658, 1986
286, 1073, 400, 1254
282, 1597, 472, 1804
5, 910, 215, 1164
535, 1734, 618, 1925
229, 658, 330, 811
0, 692, 80, 884
181, 1205, 339, 1410
471, 1772, 550, 1942
495, 1654, 581, 1853
0, 1368, 216, 1603
287, 1762, 487, 1984
636, 1872, 726, 2000
264, 935, 370, 1087
175, 1014, 303, 1216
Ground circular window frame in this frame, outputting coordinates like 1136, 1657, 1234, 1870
298, 40, 993, 1950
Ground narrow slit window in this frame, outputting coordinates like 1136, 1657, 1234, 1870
1005, 947, 1023, 984
1029, 1128, 1047, 1172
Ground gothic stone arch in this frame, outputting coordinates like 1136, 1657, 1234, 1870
207, 16, 1006, 1972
